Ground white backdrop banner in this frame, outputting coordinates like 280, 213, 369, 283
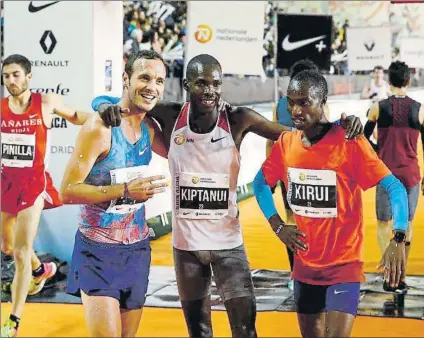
399, 37, 424, 69
185, 1, 265, 75
346, 26, 392, 71
3, 0, 123, 263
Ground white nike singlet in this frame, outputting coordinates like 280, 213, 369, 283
370, 79, 389, 102
168, 103, 242, 251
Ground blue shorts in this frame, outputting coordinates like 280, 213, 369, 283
294, 280, 361, 316
67, 230, 151, 310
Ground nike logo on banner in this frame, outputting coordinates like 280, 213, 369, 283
282, 34, 326, 51
211, 136, 226, 143
29, 114, 38, 119
28, 1, 60, 13
334, 290, 348, 295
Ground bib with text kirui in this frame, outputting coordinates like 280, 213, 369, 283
106, 166, 148, 214
175, 172, 230, 220
1, 133, 36, 168
287, 168, 337, 218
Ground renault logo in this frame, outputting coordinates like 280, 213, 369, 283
40, 30, 57, 54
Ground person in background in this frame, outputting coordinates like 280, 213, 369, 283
364, 61, 423, 290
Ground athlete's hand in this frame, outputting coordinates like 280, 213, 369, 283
340, 113, 363, 139
218, 99, 234, 113
99, 104, 129, 128
127, 175, 168, 202
378, 240, 406, 289
270, 215, 307, 253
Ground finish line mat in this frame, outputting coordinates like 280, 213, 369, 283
1, 265, 423, 320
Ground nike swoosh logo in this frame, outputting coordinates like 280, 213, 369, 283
282, 34, 326, 51
139, 148, 148, 156
29, 114, 38, 119
28, 1, 60, 13
334, 290, 348, 295
211, 136, 226, 143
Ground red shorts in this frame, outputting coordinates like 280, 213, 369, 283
1, 171, 62, 215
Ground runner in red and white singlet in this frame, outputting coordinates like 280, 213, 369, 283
1, 92, 60, 212
1, 54, 102, 338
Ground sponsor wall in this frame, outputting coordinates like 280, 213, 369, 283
278, 1, 424, 53
276, 14, 333, 71
346, 26, 392, 71
185, 1, 265, 76
3, 0, 123, 262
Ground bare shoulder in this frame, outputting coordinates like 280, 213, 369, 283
228, 106, 256, 120
80, 114, 111, 141
235, 106, 254, 114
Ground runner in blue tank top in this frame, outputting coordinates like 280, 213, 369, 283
60, 51, 168, 337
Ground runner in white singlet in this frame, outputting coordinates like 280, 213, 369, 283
361, 65, 392, 102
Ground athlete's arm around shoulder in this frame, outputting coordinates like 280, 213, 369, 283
266, 103, 279, 156
42, 93, 92, 127
60, 115, 123, 205
94, 96, 182, 131
237, 106, 290, 141
147, 99, 182, 129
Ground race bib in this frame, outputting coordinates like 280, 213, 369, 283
106, 165, 148, 214
175, 172, 230, 220
1, 132, 35, 168
287, 168, 337, 218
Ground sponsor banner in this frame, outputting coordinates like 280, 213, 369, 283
276, 14, 333, 71
3, 0, 123, 263
4, 0, 94, 180
346, 26, 392, 71
399, 37, 424, 68
186, 1, 265, 75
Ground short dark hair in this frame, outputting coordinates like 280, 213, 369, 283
2, 54, 32, 74
186, 54, 222, 80
388, 61, 410, 88
289, 59, 319, 80
124, 50, 164, 79
373, 65, 384, 72
289, 70, 328, 102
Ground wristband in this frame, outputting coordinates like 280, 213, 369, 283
391, 230, 406, 243
275, 224, 285, 235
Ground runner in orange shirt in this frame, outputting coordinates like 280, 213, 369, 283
253, 70, 408, 337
